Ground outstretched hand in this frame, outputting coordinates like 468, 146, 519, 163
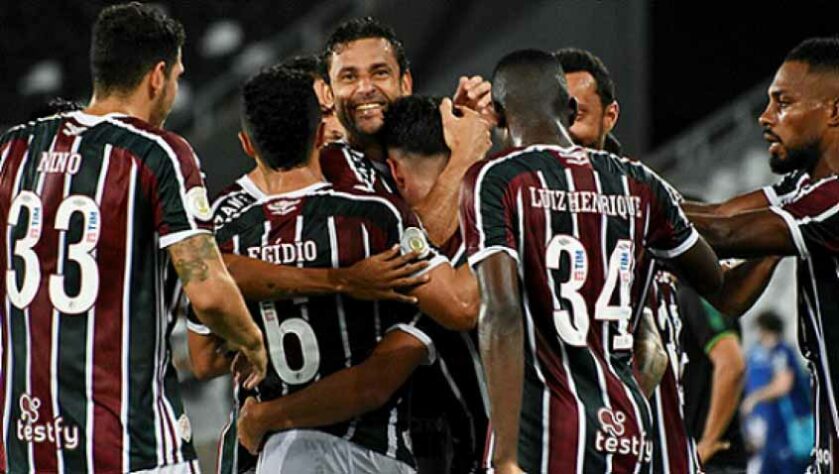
337, 245, 430, 303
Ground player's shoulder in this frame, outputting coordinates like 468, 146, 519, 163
211, 174, 265, 231
110, 116, 196, 158
310, 183, 408, 218
794, 173, 839, 197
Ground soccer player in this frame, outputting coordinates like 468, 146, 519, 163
319, 17, 493, 245
0, 3, 267, 473
193, 65, 479, 473
688, 37, 839, 473
461, 49, 724, 474
383, 95, 491, 473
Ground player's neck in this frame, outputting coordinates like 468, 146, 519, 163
349, 133, 386, 162
258, 156, 324, 196
812, 136, 839, 180
85, 92, 153, 125
509, 117, 575, 149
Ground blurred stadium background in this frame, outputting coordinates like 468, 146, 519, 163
2, 0, 837, 470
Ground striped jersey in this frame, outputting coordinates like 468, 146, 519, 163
197, 181, 444, 467
763, 169, 810, 207
641, 270, 700, 473
319, 142, 396, 195
0, 111, 211, 472
460, 144, 699, 473
768, 175, 839, 472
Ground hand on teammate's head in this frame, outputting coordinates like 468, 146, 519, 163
440, 98, 492, 163
452, 75, 497, 126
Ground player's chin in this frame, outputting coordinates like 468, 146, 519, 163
768, 152, 793, 174
353, 117, 385, 136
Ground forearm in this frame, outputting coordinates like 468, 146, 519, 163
480, 306, 524, 467
224, 253, 342, 300
706, 257, 781, 317
747, 372, 794, 404
702, 365, 743, 443
413, 151, 473, 245
190, 275, 263, 350
633, 309, 668, 398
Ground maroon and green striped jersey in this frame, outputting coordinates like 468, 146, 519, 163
461, 144, 700, 473
640, 270, 700, 474
769, 175, 839, 472
195, 181, 445, 468
763, 169, 810, 207
319, 142, 396, 195
0, 111, 212, 472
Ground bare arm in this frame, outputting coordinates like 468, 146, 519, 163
476, 253, 524, 472
169, 234, 266, 387
665, 237, 724, 297
237, 330, 427, 453
633, 309, 669, 398
697, 335, 745, 464
412, 99, 491, 245
689, 209, 797, 259
224, 246, 428, 303
742, 367, 795, 415
681, 189, 769, 217
704, 257, 782, 318
409, 261, 479, 331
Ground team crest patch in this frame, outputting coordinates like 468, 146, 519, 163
267, 199, 300, 216
186, 187, 212, 221
177, 414, 192, 443
400, 227, 429, 259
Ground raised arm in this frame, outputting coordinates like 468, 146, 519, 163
236, 329, 428, 453
689, 209, 797, 258
475, 252, 525, 474
681, 189, 769, 217
412, 99, 491, 244
169, 234, 266, 388
704, 257, 782, 318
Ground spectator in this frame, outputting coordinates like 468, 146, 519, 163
743, 311, 812, 474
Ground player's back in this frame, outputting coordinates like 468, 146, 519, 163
0, 112, 209, 472
214, 182, 438, 466
462, 144, 698, 473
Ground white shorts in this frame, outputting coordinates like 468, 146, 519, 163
257, 429, 415, 474
133, 459, 201, 474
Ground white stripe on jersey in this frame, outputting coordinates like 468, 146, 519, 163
50, 136, 81, 473
360, 224, 382, 341
0, 140, 10, 174
461, 332, 490, 416
387, 405, 399, 458
653, 389, 670, 474
804, 261, 839, 437
2, 135, 33, 473
104, 118, 200, 233
438, 355, 477, 447
543, 169, 586, 474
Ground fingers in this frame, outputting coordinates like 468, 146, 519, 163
439, 98, 456, 123
388, 249, 425, 268
377, 290, 419, 304
378, 244, 403, 261
390, 260, 430, 278
389, 274, 430, 288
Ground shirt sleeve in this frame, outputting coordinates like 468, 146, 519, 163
763, 170, 809, 207
640, 166, 699, 259
151, 133, 214, 248
381, 194, 449, 277
385, 311, 437, 366
770, 177, 839, 259
460, 161, 519, 270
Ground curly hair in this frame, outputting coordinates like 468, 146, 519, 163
321, 17, 409, 82
90, 2, 185, 95
241, 66, 321, 170
382, 96, 448, 157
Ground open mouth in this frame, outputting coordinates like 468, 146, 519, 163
353, 102, 386, 116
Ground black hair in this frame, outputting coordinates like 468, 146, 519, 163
492, 49, 571, 123
321, 17, 409, 82
382, 96, 448, 157
555, 48, 616, 107
241, 66, 321, 170
785, 37, 839, 74
278, 54, 323, 80
90, 2, 185, 95
27, 97, 83, 121
756, 310, 784, 335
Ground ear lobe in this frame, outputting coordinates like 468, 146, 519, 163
604, 101, 620, 133
149, 61, 167, 96
238, 131, 256, 158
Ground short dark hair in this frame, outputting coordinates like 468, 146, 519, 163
321, 17, 409, 82
756, 310, 784, 335
241, 66, 321, 171
90, 2, 185, 95
785, 37, 839, 74
555, 48, 616, 107
279, 54, 324, 80
382, 96, 448, 157
493, 49, 571, 121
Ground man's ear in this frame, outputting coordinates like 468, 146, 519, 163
603, 101, 620, 134
387, 155, 407, 190
828, 97, 839, 127
400, 70, 413, 96
148, 60, 167, 98
238, 130, 256, 158
567, 96, 578, 126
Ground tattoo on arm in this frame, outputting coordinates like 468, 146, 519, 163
171, 234, 220, 285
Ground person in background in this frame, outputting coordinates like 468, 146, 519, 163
742, 311, 812, 474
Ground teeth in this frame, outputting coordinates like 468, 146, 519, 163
356, 103, 381, 111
